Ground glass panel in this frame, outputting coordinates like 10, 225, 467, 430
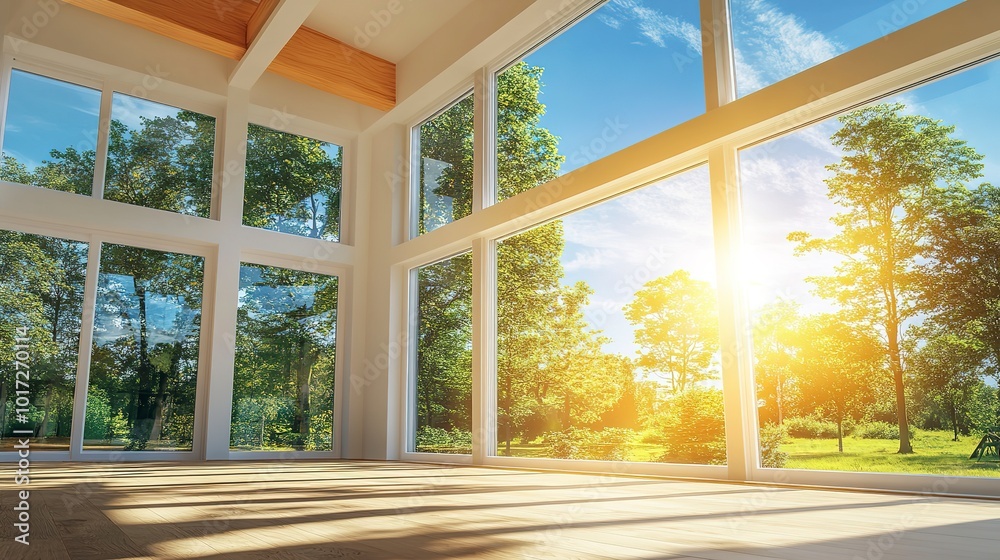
232, 264, 339, 451
1, 69, 101, 194
104, 93, 216, 217
495, 166, 724, 463
495, 0, 704, 201
742, 59, 1000, 477
243, 125, 343, 242
0, 231, 87, 451
414, 94, 473, 236
86, 244, 204, 451
414, 252, 473, 454
730, 0, 963, 97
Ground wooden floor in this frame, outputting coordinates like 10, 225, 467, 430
1, 460, 999, 559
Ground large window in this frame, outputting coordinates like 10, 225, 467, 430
243, 125, 343, 242
730, 0, 963, 97
1, 69, 101, 194
413, 93, 474, 236
495, 166, 725, 464
413, 252, 473, 454
104, 93, 217, 218
495, 0, 704, 201
741, 58, 1000, 477
86, 244, 204, 451
231, 264, 339, 452
0, 230, 88, 451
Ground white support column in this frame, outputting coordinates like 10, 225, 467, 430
202, 87, 249, 459
708, 144, 756, 481
472, 67, 493, 212
471, 236, 496, 464
68, 239, 102, 459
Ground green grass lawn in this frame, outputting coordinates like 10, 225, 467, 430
493, 430, 1000, 477
782, 430, 1000, 477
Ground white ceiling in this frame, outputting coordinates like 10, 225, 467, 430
305, 0, 476, 63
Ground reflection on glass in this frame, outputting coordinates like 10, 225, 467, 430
243, 125, 342, 242
231, 264, 338, 451
415, 94, 473, 235
414, 252, 472, 454
496, 0, 704, 200
1, 69, 101, 194
494, 167, 725, 464
730, 0, 962, 97
104, 93, 216, 217
86, 244, 204, 451
0, 230, 87, 451
741, 59, 1000, 477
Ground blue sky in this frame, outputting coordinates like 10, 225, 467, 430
522, 0, 987, 369
2, 70, 101, 170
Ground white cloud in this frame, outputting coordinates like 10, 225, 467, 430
601, 0, 702, 54
731, 0, 843, 95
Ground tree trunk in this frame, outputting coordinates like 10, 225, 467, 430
37, 389, 52, 439
776, 370, 784, 426
950, 396, 959, 442
294, 338, 313, 449
886, 318, 913, 454
0, 381, 8, 436
837, 415, 844, 453
128, 282, 154, 449
149, 342, 180, 443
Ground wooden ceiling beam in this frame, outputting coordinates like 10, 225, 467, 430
61, 0, 397, 111
246, 0, 281, 46
62, 0, 254, 60
231, 0, 320, 90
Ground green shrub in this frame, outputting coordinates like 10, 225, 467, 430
783, 416, 839, 439
415, 426, 473, 453
855, 421, 906, 440
759, 423, 788, 468
654, 388, 727, 465
543, 427, 635, 461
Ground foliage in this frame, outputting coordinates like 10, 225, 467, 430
789, 102, 985, 454
783, 416, 841, 439
244, 124, 342, 240
543, 427, 635, 461
855, 422, 905, 440
653, 388, 727, 465
759, 423, 788, 469
415, 426, 473, 453
624, 270, 719, 394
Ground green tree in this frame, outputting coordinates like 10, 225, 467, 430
624, 270, 719, 394
244, 124, 342, 240
752, 299, 802, 426
793, 314, 883, 452
911, 327, 986, 441
789, 103, 984, 453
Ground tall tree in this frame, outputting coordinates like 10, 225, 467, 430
623, 270, 719, 394
789, 102, 984, 453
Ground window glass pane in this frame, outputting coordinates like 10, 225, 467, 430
414, 252, 472, 454
730, 0, 963, 97
495, 0, 704, 201
232, 264, 338, 451
86, 244, 204, 451
742, 59, 1000, 477
0, 231, 87, 451
415, 94, 473, 236
243, 125, 343, 242
495, 166, 724, 464
104, 93, 216, 217
1, 69, 101, 194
